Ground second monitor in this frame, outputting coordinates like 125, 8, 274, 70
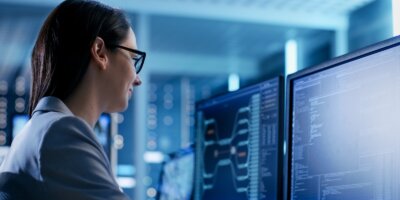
195, 77, 283, 200
286, 36, 400, 200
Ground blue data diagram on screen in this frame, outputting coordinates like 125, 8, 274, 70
196, 78, 281, 200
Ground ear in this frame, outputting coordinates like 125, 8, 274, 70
90, 37, 108, 71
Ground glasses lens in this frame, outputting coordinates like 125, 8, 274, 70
134, 57, 143, 73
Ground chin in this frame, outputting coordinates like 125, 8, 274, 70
106, 99, 129, 113
117, 101, 129, 112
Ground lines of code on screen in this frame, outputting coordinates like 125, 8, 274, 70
291, 45, 400, 200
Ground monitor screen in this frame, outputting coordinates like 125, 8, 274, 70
287, 36, 400, 200
195, 77, 282, 200
11, 113, 112, 159
94, 114, 112, 158
158, 148, 195, 200
12, 114, 29, 139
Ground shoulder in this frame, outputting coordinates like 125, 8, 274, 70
38, 115, 109, 179
45, 115, 93, 138
39, 115, 100, 154
42, 116, 95, 144
35, 116, 125, 199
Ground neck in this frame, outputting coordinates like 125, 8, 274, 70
64, 84, 100, 128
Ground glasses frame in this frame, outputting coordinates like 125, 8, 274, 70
109, 44, 146, 74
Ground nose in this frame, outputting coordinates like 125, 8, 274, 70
133, 75, 142, 86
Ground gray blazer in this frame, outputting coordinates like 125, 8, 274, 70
0, 96, 129, 200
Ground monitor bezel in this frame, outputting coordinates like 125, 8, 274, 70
284, 35, 400, 200
195, 76, 284, 200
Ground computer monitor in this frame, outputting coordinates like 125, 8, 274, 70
12, 114, 29, 139
11, 113, 113, 159
286, 36, 400, 200
158, 147, 195, 200
94, 114, 112, 159
195, 77, 283, 200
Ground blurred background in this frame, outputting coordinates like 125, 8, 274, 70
0, 0, 397, 199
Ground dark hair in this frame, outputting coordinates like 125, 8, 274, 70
29, 0, 131, 116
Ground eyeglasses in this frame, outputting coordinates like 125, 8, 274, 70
109, 44, 146, 74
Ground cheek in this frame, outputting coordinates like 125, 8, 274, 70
118, 64, 134, 88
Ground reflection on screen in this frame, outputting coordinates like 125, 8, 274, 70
159, 152, 194, 200
290, 43, 400, 199
196, 78, 281, 200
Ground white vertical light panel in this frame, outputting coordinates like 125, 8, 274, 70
334, 28, 349, 57
393, 0, 400, 36
134, 14, 150, 200
228, 73, 240, 91
285, 39, 298, 75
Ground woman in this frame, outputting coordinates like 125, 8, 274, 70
0, 0, 144, 199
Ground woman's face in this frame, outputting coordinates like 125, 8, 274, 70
104, 28, 142, 112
